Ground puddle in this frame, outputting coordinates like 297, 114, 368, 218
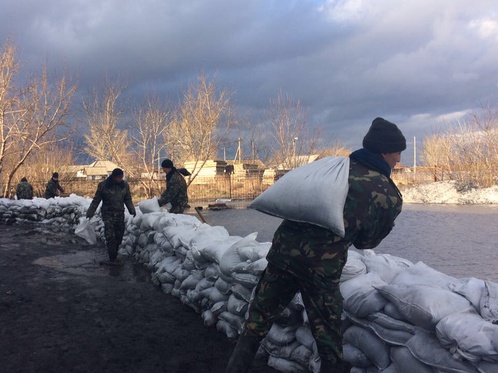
33, 251, 152, 283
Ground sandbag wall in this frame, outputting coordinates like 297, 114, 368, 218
1, 196, 498, 373
0, 196, 85, 231
122, 211, 498, 373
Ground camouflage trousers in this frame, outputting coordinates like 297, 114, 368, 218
102, 215, 125, 261
242, 262, 344, 365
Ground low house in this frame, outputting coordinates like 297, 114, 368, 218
64, 160, 120, 180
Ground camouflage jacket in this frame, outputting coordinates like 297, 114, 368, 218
44, 178, 64, 199
266, 150, 403, 289
16, 181, 34, 200
158, 168, 188, 213
86, 177, 136, 219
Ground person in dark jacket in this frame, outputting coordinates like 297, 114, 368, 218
86, 168, 136, 264
44, 172, 64, 199
158, 159, 188, 213
16, 177, 34, 200
226, 118, 407, 373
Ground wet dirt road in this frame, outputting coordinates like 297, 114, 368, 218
0, 223, 277, 373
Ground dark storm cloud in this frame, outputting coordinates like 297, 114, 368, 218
2, 0, 498, 159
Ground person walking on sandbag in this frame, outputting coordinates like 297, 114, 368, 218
44, 172, 65, 199
86, 168, 136, 265
157, 158, 189, 214
225, 118, 407, 373
16, 177, 34, 200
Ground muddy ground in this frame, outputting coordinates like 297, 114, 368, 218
0, 223, 278, 373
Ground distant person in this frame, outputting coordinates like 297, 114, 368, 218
16, 177, 34, 200
225, 117, 406, 373
86, 168, 136, 265
44, 172, 65, 199
158, 158, 189, 213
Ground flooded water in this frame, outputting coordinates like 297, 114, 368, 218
197, 203, 498, 282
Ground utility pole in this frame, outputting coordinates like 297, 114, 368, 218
413, 136, 417, 175
234, 137, 242, 164
293, 137, 298, 169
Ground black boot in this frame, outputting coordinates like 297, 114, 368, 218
225, 335, 262, 373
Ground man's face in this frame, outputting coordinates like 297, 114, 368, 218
381, 152, 402, 169
162, 167, 172, 174
113, 175, 124, 183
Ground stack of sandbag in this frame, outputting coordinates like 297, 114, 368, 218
340, 252, 498, 373
120, 210, 322, 372
0, 195, 87, 232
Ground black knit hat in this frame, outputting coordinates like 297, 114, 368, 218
52, 172, 59, 178
362, 117, 407, 153
161, 159, 174, 168
111, 168, 124, 177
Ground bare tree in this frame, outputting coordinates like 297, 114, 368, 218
83, 78, 131, 169
13, 142, 74, 197
166, 73, 235, 184
0, 41, 76, 197
421, 105, 498, 187
264, 92, 323, 169
130, 94, 170, 198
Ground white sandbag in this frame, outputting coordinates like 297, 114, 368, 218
289, 345, 313, 367
436, 308, 498, 363
390, 261, 458, 288
343, 325, 391, 370
390, 347, 432, 373
267, 356, 307, 373
295, 325, 316, 351
249, 156, 350, 237
193, 236, 243, 264
227, 294, 248, 316
405, 330, 477, 373
361, 253, 413, 283
138, 197, 161, 213
343, 343, 371, 368
202, 309, 217, 327
480, 281, 498, 323
478, 360, 498, 373
74, 217, 98, 244
218, 311, 244, 332
375, 284, 472, 330
266, 323, 299, 346
448, 277, 485, 311
341, 250, 367, 282
139, 212, 163, 230
231, 273, 259, 288
382, 302, 406, 321
340, 272, 388, 318
241, 257, 268, 275
216, 319, 238, 339
261, 339, 301, 360
219, 232, 259, 276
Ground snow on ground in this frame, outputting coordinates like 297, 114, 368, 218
403, 180, 498, 204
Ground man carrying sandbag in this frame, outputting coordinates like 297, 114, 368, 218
158, 158, 189, 214
86, 168, 136, 265
226, 118, 406, 373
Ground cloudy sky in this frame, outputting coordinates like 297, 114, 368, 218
2, 0, 498, 164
